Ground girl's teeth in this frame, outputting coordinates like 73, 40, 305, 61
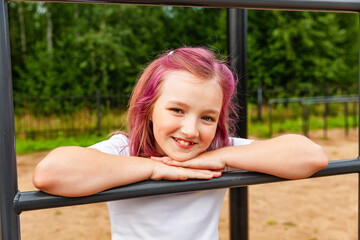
177, 139, 191, 146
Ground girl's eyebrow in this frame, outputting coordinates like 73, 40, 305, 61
167, 100, 188, 108
167, 100, 220, 115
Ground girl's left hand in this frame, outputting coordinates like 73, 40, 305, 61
151, 151, 226, 171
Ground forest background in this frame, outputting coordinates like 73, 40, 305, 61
9, 3, 359, 102
7, 3, 360, 151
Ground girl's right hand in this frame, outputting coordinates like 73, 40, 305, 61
150, 161, 221, 181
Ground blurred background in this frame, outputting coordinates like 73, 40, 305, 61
8, 3, 359, 153
9, 5, 359, 240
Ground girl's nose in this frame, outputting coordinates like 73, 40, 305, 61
180, 117, 199, 138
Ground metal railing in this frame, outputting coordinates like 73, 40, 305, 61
268, 95, 359, 137
13, 158, 360, 214
14, 90, 129, 139
1, 1, 360, 240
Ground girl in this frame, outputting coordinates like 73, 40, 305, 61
33, 47, 328, 240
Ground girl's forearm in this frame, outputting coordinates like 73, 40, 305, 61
222, 134, 328, 179
33, 146, 155, 197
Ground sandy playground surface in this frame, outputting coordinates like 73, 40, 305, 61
18, 128, 359, 240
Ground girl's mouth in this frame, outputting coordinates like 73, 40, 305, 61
172, 137, 196, 148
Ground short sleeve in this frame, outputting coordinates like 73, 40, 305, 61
88, 134, 130, 156
225, 137, 254, 172
230, 137, 253, 146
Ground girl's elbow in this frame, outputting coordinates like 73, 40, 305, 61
32, 148, 65, 192
33, 173, 48, 191
33, 162, 56, 192
313, 145, 329, 170
301, 146, 328, 179
291, 145, 328, 180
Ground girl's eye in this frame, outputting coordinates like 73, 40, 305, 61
201, 116, 215, 122
170, 108, 183, 114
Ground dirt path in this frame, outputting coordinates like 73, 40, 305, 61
18, 128, 358, 239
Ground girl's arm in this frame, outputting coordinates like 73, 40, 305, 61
160, 134, 328, 179
33, 146, 221, 197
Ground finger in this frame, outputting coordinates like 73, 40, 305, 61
162, 159, 186, 167
151, 156, 171, 162
185, 169, 222, 180
211, 171, 222, 178
150, 156, 163, 162
164, 159, 223, 171
186, 170, 213, 180
163, 159, 206, 169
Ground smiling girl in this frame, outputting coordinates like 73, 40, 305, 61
33, 47, 328, 240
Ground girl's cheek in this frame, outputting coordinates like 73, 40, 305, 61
162, 117, 181, 132
201, 125, 218, 142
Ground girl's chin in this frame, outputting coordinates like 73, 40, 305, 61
167, 153, 199, 162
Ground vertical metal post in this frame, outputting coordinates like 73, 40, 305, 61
302, 101, 306, 135
0, 0, 20, 239
96, 89, 101, 135
269, 103, 272, 137
257, 84, 262, 121
305, 103, 310, 137
324, 102, 328, 139
358, 13, 360, 240
344, 102, 349, 136
302, 101, 310, 137
324, 85, 329, 139
227, 8, 248, 240
353, 101, 357, 128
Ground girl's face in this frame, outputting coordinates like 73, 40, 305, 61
150, 70, 223, 161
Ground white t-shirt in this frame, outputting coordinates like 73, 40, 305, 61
90, 134, 252, 240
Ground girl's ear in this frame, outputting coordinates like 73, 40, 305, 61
148, 105, 155, 121
148, 110, 153, 121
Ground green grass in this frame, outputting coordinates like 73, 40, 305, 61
16, 133, 110, 154
248, 102, 357, 138
15, 102, 358, 154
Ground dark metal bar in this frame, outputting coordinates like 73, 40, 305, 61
302, 101, 306, 135
358, 14, 360, 240
257, 85, 262, 121
353, 101, 357, 128
345, 102, 349, 136
324, 85, 329, 138
305, 102, 310, 137
13, 158, 360, 213
96, 89, 101, 135
358, 12, 360, 158
324, 102, 328, 139
269, 103, 273, 137
0, 0, 20, 239
9, 0, 360, 13
227, 8, 248, 240
229, 187, 247, 240
270, 95, 358, 104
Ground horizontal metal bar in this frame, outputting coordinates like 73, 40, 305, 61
9, 0, 360, 13
14, 158, 360, 213
269, 95, 358, 104
310, 98, 358, 104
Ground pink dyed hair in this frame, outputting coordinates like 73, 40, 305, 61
127, 47, 238, 157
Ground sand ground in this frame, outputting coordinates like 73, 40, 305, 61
18, 128, 359, 239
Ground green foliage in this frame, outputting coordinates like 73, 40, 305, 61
9, 3, 226, 103
247, 10, 358, 97
7, 4, 359, 114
